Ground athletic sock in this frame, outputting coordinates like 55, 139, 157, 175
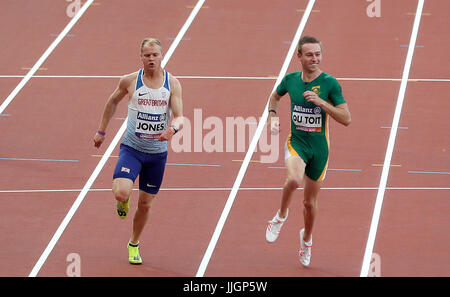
304, 238, 312, 246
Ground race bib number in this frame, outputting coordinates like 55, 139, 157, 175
292, 105, 322, 132
135, 111, 166, 139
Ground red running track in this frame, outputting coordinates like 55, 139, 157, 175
0, 0, 448, 277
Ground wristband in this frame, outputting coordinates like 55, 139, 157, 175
269, 109, 277, 115
97, 130, 106, 136
171, 125, 179, 134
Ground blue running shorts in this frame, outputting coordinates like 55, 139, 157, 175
113, 144, 168, 194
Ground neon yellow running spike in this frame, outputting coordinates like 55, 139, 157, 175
116, 199, 130, 219
128, 242, 142, 264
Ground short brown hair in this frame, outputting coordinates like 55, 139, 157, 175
140, 38, 162, 52
297, 36, 322, 54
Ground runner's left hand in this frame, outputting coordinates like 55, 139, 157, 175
303, 91, 322, 106
158, 127, 175, 141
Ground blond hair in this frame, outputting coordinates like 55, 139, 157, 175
140, 38, 162, 52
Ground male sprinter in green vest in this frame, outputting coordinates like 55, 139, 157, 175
265, 36, 351, 266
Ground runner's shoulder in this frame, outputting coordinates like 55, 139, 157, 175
121, 71, 139, 83
168, 73, 181, 85
118, 71, 139, 89
320, 72, 339, 84
284, 71, 301, 81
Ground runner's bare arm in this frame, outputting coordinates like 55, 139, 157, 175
94, 75, 132, 148
324, 102, 351, 126
158, 76, 183, 141
268, 90, 283, 113
267, 90, 283, 134
303, 91, 351, 126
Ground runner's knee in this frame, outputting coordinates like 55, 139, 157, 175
113, 186, 131, 202
137, 199, 152, 212
137, 193, 155, 212
303, 198, 317, 211
285, 175, 302, 190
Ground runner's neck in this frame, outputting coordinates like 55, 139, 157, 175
301, 70, 322, 82
142, 68, 164, 88
143, 67, 164, 80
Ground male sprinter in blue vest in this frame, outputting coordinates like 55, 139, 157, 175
94, 38, 184, 264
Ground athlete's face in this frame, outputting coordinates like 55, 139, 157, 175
297, 43, 322, 73
141, 44, 163, 70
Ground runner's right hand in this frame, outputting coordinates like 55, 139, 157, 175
94, 132, 105, 148
268, 116, 280, 135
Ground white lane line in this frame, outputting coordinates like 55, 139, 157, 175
194, 0, 316, 277
1, 75, 450, 82
0, 1, 94, 114
28, 0, 206, 277
359, 0, 425, 278
1, 187, 449, 194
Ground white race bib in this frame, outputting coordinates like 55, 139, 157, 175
292, 105, 322, 132
135, 111, 167, 139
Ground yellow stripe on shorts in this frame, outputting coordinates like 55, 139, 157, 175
317, 114, 330, 182
286, 133, 299, 158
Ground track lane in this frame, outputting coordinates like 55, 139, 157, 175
205, 0, 419, 276
0, 192, 78, 276
0, 1, 69, 75
374, 0, 450, 276
166, 0, 307, 77
36, 0, 311, 276
406, 0, 450, 79
0, 79, 21, 112
0, 0, 193, 276
2, 0, 447, 277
